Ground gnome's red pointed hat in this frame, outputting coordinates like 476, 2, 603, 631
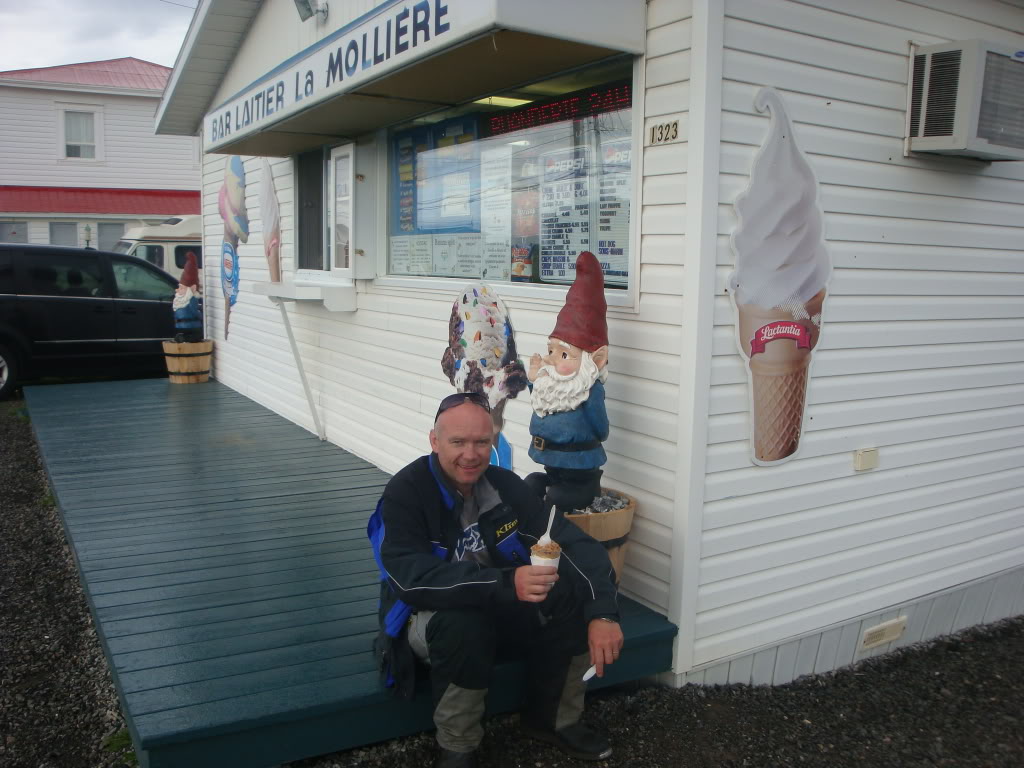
180, 252, 199, 289
550, 251, 607, 352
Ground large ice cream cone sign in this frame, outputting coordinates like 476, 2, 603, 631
260, 157, 281, 283
728, 88, 832, 466
219, 155, 249, 338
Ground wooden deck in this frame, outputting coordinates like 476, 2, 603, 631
25, 378, 677, 768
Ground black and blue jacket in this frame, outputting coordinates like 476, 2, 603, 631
371, 453, 620, 697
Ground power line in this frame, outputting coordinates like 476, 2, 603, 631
157, 0, 196, 8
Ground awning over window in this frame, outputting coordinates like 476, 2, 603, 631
203, 0, 645, 156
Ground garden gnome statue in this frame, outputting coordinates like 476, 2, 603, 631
172, 252, 203, 343
219, 155, 249, 338
441, 281, 528, 467
527, 251, 609, 512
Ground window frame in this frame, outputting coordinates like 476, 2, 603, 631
328, 142, 355, 279
56, 103, 104, 162
49, 221, 78, 247
294, 147, 328, 279
0, 221, 28, 244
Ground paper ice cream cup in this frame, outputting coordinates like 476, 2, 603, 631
531, 553, 560, 571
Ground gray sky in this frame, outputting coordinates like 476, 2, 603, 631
0, 0, 194, 72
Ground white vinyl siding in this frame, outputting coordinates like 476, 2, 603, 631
694, 0, 1024, 667
0, 86, 199, 189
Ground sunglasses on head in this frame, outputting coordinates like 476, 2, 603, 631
435, 392, 491, 422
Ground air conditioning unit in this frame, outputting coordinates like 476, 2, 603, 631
907, 39, 1024, 161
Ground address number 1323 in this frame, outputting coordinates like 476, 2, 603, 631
648, 120, 680, 145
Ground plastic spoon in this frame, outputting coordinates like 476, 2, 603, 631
582, 664, 598, 681
538, 504, 557, 546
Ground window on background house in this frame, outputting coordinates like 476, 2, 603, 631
296, 148, 325, 271
174, 245, 203, 270
49, 222, 78, 246
64, 111, 97, 158
0, 221, 28, 243
386, 57, 635, 290
97, 223, 124, 251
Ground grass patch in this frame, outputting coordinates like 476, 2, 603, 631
102, 729, 139, 766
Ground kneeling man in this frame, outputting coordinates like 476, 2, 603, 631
375, 393, 623, 767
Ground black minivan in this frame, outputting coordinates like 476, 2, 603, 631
0, 243, 182, 398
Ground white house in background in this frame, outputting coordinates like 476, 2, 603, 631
0, 57, 200, 252
156, 0, 1024, 686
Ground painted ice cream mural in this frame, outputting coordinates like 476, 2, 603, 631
440, 282, 528, 467
728, 87, 832, 465
260, 158, 282, 283
219, 156, 249, 338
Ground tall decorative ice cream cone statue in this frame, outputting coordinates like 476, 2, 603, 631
440, 282, 528, 467
219, 155, 249, 338
526, 251, 610, 512
728, 87, 832, 465
260, 157, 281, 283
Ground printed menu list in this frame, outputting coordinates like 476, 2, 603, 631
597, 138, 631, 286
480, 147, 513, 282
539, 148, 591, 283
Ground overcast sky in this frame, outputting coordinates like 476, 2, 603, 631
0, 0, 195, 72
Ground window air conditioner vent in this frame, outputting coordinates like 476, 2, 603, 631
908, 54, 926, 137
922, 50, 961, 136
907, 39, 1024, 161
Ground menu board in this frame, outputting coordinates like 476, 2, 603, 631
480, 147, 512, 282
596, 138, 631, 286
539, 147, 591, 283
389, 234, 433, 275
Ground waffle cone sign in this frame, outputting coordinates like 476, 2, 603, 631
727, 88, 832, 466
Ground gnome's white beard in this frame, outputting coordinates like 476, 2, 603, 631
172, 287, 196, 311
531, 351, 606, 418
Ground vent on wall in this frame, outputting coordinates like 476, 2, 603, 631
906, 39, 1024, 161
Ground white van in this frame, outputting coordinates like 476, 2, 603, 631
113, 215, 203, 283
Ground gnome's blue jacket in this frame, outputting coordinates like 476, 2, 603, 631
528, 380, 609, 470
173, 294, 202, 333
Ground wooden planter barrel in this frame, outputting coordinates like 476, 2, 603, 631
161, 340, 213, 384
564, 489, 635, 584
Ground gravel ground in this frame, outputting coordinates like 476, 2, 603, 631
2, 393, 1023, 768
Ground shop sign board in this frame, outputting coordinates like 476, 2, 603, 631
205, 0, 490, 152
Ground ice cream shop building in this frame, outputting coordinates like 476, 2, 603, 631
157, 0, 1024, 685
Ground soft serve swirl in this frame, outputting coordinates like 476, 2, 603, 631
728, 87, 831, 311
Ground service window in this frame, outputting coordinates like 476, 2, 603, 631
174, 245, 202, 270
386, 58, 634, 289
22, 252, 108, 297
135, 244, 164, 269
328, 143, 354, 274
112, 258, 175, 301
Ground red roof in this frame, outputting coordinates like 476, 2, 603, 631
0, 58, 170, 91
0, 187, 200, 216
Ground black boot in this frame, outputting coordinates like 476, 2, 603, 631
435, 747, 478, 768
521, 720, 612, 761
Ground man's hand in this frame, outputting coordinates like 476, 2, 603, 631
528, 353, 543, 382
588, 619, 624, 678
514, 565, 558, 602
